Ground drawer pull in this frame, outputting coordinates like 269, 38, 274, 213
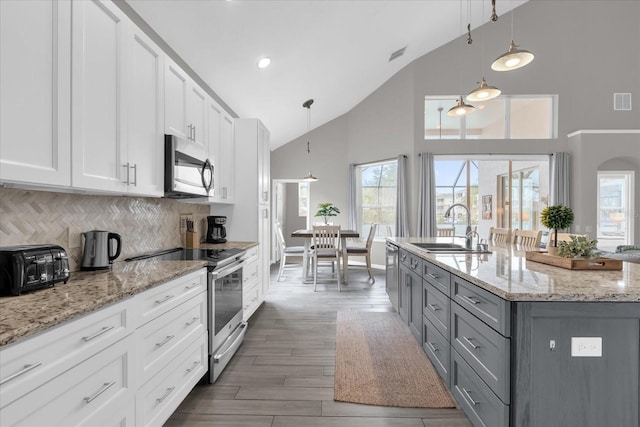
462, 387, 479, 406
428, 303, 440, 312
0, 362, 42, 385
82, 325, 115, 342
461, 294, 480, 305
185, 317, 199, 327
427, 272, 439, 279
463, 336, 480, 349
154, 294, 174, 305
84, 381, 116, 404
427, 341, 439, 352
184, 282, 199, 290
185, 361, 200, 373
155, 335, 175, 349
156, 386, 175, 404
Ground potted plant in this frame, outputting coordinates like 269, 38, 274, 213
315, 202, 340, 225
540, 205, 574, 255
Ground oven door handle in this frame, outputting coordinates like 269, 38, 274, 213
210, 260, 244, 279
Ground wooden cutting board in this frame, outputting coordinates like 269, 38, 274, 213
525, 251, 623, 270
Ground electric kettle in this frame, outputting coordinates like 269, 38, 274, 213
81, 230, 122, 270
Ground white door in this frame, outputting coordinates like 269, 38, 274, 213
0, 0, 71, 187
187, 84, 208, 151
71, 0, 128, 192
597, 171, 635, 251
126, 26, 164, 196
164, 58, 188, 140
218, 113, 235, 202
258, 122, 270, 204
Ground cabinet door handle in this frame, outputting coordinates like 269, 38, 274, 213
155, 386, 175, 404
130, 164, 137, 186
84, 381, 116, 404
427, 272, 439, 279
428, 303, 440, 312
185, 317, 199, 327
462, 336, 480, 349
461, 294, 480, 305
427, 341, 438, 352
185, 361, 200, 373
122, 163, 130, 184
462, 387, 479, 406
0, 362, 42, 385
154, 294, 174, 305
83, 325, 115, 342
155, 335, 175, 349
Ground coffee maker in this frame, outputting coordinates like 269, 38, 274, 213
206, 216, 227, 243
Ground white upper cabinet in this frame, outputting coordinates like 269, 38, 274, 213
71, 0, 128, 192
258, 123, 270, 204
0, 0, 71, 187
164, 58, 207, 152
126, 26, 164, 197
207, 99, 235, 204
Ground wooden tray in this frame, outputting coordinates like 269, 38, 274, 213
525, 251, 622, 270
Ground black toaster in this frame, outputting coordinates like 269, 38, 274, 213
0, 245, 70, 296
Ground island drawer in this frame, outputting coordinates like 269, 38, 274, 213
451, 302, 510, 404
399, 249, 422, 273
451, 349, 509, 427
423, 281, 450, 339
423, 315, 450, 387
423, 261, 451, 296
451, 275, 511, 336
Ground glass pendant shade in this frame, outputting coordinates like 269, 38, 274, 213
466, 77, 501, 102
491, 40, 534, 71
447, 96, 476, 117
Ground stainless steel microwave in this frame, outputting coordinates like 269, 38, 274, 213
164, 134, 213, 198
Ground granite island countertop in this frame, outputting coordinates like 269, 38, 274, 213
389, 237, 640, 302
0, 259, 208, 347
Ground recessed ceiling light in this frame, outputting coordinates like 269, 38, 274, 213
257, 57, 271, 69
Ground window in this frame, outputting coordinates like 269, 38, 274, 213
597, 171, 635, 251
434, 156, 549, 239
298, 182, 309, 217
425, 95, 557, 140
356, 160, 397, 238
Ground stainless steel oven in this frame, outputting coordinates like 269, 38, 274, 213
208, 257, 247, 383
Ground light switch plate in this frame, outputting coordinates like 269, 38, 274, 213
571, 337, 602, 357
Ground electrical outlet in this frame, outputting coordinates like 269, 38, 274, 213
68, 227, 81, 249
571, 337, 602, 357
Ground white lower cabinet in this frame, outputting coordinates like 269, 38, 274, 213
0, 269, 208, 427
241, 246, 261, 321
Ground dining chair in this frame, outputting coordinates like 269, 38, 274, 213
275, 222, 306, 281
512, 229, 542, 247
437, 228, 455, 237
488, 227, 511, 244
346, 223, 377, 283
311, 225, 342, 291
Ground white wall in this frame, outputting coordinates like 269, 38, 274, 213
272, 1, 640, 250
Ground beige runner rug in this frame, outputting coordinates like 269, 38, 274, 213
334, 310, 455, 408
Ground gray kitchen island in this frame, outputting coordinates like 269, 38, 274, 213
388, 237, 640, 427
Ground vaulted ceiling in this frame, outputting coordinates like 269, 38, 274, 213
127, 0, 526, 149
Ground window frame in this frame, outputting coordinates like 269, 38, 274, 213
355, 159, 398, 241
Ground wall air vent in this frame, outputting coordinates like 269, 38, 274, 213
613, 93, 632, 111
389, 46, 407, 62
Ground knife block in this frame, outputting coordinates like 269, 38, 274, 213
185, 231, 199, 248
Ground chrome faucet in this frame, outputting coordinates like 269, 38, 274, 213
444, 203, 473, 249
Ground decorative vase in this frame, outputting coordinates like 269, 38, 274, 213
547, 246, 559, 256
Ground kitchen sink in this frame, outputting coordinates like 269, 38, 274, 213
409, 242, 490, 254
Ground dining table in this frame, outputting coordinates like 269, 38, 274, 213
291, 229, 360, 283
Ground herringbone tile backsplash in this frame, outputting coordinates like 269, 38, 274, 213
0, 188, 210, 271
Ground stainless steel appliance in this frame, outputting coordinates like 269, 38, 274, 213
164, 134, 213, 198
80, 230, 122, 270
385, 241, 399, 311
206, 216, 227, 243
125, 247, 247, 383
0, 244, 70, 296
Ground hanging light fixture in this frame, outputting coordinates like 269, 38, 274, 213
447, 96, 476, 117
491, 2, 534, 71
302, 99, 318, 182
466, 0, 501, 102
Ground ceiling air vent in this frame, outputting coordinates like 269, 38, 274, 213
388, 46, 407, 62
613, 93, 632, 111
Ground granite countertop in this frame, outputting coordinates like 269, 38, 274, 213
389, 237, 640, 303
198, 241, 258, 251
0, 259, 208, 347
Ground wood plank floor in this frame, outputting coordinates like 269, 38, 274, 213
165, 263, 471, 427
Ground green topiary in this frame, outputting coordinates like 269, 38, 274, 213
540, 205, 574, 248
315, 202, 340, 224
558, 235, 598, 258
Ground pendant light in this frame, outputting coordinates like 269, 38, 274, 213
448, 96, 476, 117
302, 99, 318, 182
491, 1, 534, 71
467, 1, 501, 102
